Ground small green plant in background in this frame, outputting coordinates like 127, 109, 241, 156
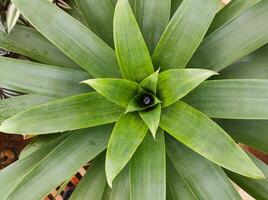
0, 0, 268, 199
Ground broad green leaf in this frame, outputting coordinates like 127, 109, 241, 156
114, 0, 154, 82
12, 0, 121, 78
82, 78, 138, 107
0, 92, 123, 135
184, 80, 268, 119
207, 0, 261, 35
106, 113, 148, 187
189, 1, 268, 72
6, 3, 20, 34
218, 44, 268, 79
139, 104, 161, 138
0, 56, 90, 98
76, 0, 115, 47
0, 94, 54, 123
131, 0, 171, 54
130, 131, 166, 200
0, 25, 79, 68
170, 0, 183, 17
139, 69, 159, 94
0, 133, 67, 199
226, 153, 268, 200
157, 69, 217, 108
215, 119, 268, 154
70, 153, 106, 200
160, 100, 263, 179
5, 125, 112, 200
167, 137, 242, 200
166, 158, 197, 200
102, 166, 130, 200
152, 0, 221, 70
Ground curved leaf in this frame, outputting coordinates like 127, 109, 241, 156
130, 131, 166, 200
160, 100, 264, 179
157, 69, 217, 108
114, 0, 154, 82
184, 80, 268, 119
6, 3, 20, 33
12, 0, 121, 78
0, 56, 90, 98
152, 0, 221, 70
0, 93, 123, 135
106, 113, 148, 187
190, 1, 268, 72
140, 69, 159, 94
167, 137, 242, 200
82, 78, 138, 107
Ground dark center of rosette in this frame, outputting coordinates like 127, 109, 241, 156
139, 93, 154, 107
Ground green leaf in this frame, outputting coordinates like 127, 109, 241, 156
139, 104, 161, 138
0, 133, 67, 199
106, 113, 148, 187
157, 69, 217, 108
12, 0, 121, 78
207, 0, 261, 34
5, 125, 112, 200
0, 94, 54, 123
82, 78, 138, 107
6, 3, 20, 34
218, 44, 268, 79
226, 153, 268, 200
70, 153, 106, 200
166, 158, 196, 200
114, 0, 154, 82
131, 0, 171, 54
0, 25, 79, 68
183, 80, 268, 119
152, 0, 221, 70
139, 69, 159, 94
189, 1, 268, 72
170, 0, 183, 17
0, 56, 90, 98
0, 92, 123, 135
166, 137, 242, 200
130, 130, 166, 200
75, 0, 115, 47
160, 100, 264, 179
215, 119, 268, 154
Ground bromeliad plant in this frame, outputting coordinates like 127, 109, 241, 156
0, 0, 268, 199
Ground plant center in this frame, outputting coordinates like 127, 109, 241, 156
139, 93, 154, 107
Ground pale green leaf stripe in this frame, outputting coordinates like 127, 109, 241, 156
70, 153, 106, 200
170, 0, 183, 17
102, 166, 130, 200
132, 0, 171, 54
6, 3, 20, 34
114, 0, 154, 82
5, 125, 112, 200
0, 133, 67, 199
82, 78, 139, 107
0, 57, 90, 98
215, 119, 268, 154
218, 44, 268, 79
152, 0, 221, 70
184, 80, 268, 119
207, 0, 261, 35
157, 69, 217, 108
160, 101, 263, 179
0, 94, 54, 123
189, 1, 268, 72
106, 113, 148, 187
226, 153, 268, 200
76, 0, 115, 47
0, 25, 79, 68
166, 137, 242, 200
0, 92, 123, 135
166, 158, 197, 200
130, 131, 166, 200
12, 0, 121, 78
